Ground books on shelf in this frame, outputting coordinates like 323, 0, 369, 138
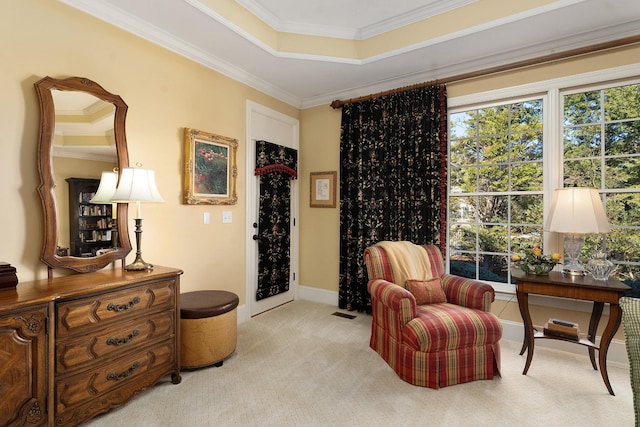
543, 318, 579, 341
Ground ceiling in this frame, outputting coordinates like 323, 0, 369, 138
52, 91, 117, 162
60, 0, 640, 108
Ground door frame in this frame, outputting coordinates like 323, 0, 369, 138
245, 100, 299, 317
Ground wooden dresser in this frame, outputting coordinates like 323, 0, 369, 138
0, 265, 182, 426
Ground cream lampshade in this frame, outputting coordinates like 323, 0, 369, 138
89, 171, 118, 203
110, 167, 164, 271
545, 187, 610, 275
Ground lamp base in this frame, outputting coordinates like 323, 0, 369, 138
125, 255, 153, 271
562, 265, 587, 276
562, 234, 586, 276
124, 218, 154, 271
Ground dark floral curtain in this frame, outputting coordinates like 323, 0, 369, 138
255, 140, 298, 301
339, 85, 448, 312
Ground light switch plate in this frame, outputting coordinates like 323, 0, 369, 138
222, 211, 232, 223
203, 212, 210, 224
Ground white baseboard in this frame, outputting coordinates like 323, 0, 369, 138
299, 285, 339, 306
236, 286, 337, 324
237, 304, 249, 324
295, 286, 630, 368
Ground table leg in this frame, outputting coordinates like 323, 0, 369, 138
517, 290, 528, 355
587, 301, 604, 370
599, 303, 622, 396
516, 290, 534, 374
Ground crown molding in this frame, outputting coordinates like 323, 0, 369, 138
59, 0, 303, 107
303, 21, 640, 109
235, 0, 479, 40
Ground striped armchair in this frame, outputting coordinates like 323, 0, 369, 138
364, 241, 502, 388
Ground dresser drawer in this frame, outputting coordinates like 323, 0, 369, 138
56, 309, 174, 375
56, 278, 176, 337
55, 340, 175, 415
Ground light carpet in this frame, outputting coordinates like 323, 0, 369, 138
85, 300, 634, 426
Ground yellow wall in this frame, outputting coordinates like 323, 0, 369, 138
0, 0, 298, 306
299, 106, 342, 291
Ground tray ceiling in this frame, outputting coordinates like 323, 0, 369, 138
60, 0, 640, 108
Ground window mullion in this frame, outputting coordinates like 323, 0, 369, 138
544, 89, 562, 256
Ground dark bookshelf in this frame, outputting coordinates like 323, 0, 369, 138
66, 178, 114, 257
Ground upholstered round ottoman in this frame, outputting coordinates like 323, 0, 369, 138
180, 290, 239, 369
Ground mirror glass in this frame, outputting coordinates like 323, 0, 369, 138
36, 76, 132, 273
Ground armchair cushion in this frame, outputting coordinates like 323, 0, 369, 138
405, 279, 447, 305
405, 303, 502, 352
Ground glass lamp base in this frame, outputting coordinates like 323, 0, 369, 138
563, 234, 586, 276
562, 265, 587, 276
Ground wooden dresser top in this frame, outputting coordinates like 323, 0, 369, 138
0, 265, 183, 312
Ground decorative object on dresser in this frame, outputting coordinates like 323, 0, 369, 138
545, 186, 610, 276
110, 166, 164, 271
0, 262, 18, 290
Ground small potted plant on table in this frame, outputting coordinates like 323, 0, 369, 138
511, 246, 562, 275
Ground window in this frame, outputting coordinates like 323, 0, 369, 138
448, 79, 640, 290
562, 83, 640, 285
448, 99, 544, 284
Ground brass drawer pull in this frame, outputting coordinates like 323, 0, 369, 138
107, 296, 141, 312
106, 329, 140, 346
106, 361, 141, 381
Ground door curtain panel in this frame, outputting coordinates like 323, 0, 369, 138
254, 140, 298, 301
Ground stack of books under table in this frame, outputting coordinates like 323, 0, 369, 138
543, 318, 580, 341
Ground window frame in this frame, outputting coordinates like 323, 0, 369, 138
447, 64, 640, 298
447, 94, 549, 288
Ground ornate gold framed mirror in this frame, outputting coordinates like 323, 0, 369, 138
35, 76, 132, 273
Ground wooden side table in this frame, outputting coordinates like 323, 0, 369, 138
513, 269, 630, 395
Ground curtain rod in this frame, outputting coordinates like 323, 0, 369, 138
330, 35, 640, 109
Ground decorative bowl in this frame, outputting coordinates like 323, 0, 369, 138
521, 263, 554, 275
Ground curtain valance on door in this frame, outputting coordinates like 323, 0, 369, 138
255, 140, 298, 178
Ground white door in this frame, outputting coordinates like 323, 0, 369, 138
246, 101, 299, 316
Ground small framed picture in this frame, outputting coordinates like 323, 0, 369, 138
183, 128, 238, 205
310, 171, 337, 208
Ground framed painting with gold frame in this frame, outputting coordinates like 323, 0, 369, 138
184, 128, 238, 205
310, 171, 337, 208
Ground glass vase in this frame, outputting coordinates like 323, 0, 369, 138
588, 251, 614, 281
